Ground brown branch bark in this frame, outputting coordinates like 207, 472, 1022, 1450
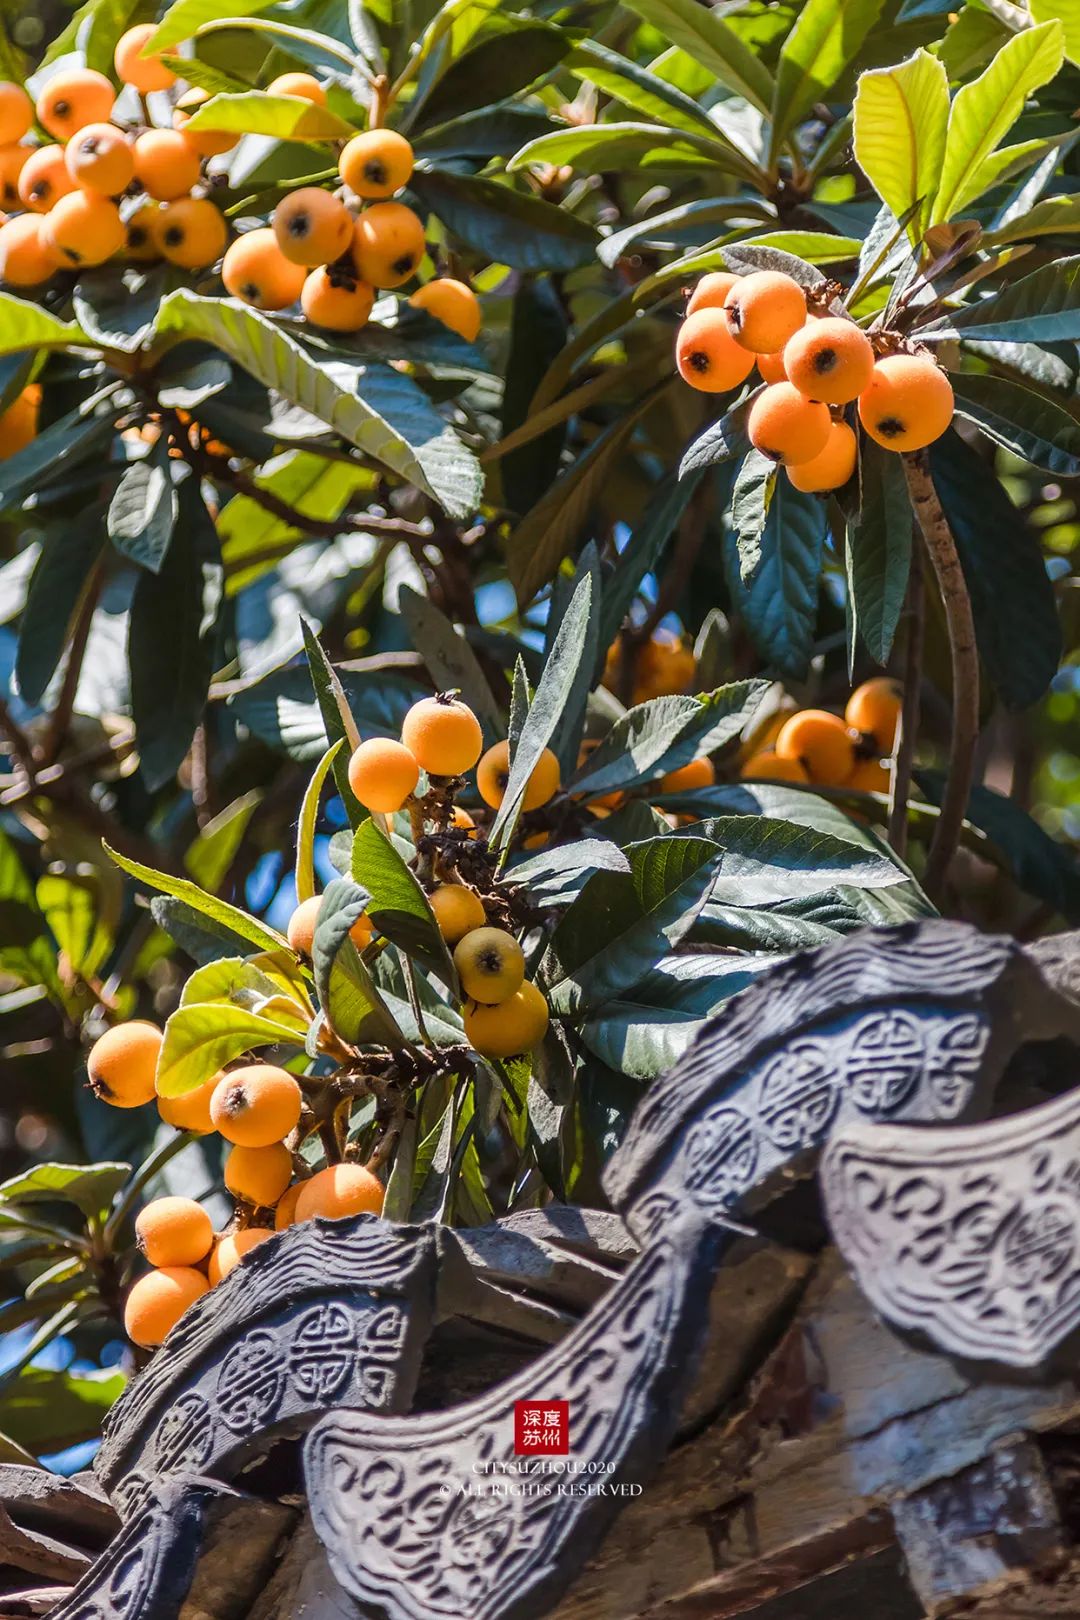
888, 537, 924, 859
902, 451, 979, 901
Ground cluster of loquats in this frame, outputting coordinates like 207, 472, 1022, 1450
675, 269, 955, 490
601, 628, 698, 706
86, 1020, 385, 1349
740, 676, 902, 792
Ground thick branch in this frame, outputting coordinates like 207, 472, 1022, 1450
902, 451, 979, 900
887, 536, 924, 858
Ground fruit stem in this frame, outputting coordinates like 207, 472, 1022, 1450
888, 537, 924, 859
901, 450, 978, 902
369, 73, 389, 128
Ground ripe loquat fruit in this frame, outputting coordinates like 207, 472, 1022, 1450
36, 68, 115, 142
155, 197, 227, 268
451, 806, 477, 836
88, 1020, 161, 1108
463, 980, 549, 1059
268, 72, 326, 103
224, 1142, 293, 1207
273, 187, 352, 267
136, 1196, 213, 1268
65, 123, 135, 196
286, 893, 373, 956
43, 189, 124, 267
210, 1064, 302, 1148
300, 267, 375, 332
686, 270, 737, 315
173, 90, 237, 157
222, 227, 306, 310
401, 695, 483, 776
476, 741, 560, 812
775, 709, 855, 785
748, 381, 830, 466
352, 201, 426, 288
409, 278, 481, 341
659, 757, 715, 794
347, 736, 420, 813
207, 1227, 273, 1284
132, 128, 200, 201
18, 144, 74, 212
0, 82, 31, 146
124, 1266, 207, 1347
454, 926, 525, 1004
340, 129, 414, 200
429, 883, 487, 944
724, 270, 807, 354
786, 419, 857, 494
0, 214, 61, 286
635, 634, 696, 699
157, 1072, 218, 1133
676, 307, 755, 393
757, 349, 788, 385
847, 756, 892, 793
125, 202, 161, 261
294, 1162, 384, 1222
784, 316, 874, 405
0, 387, 39, 459
115, 24, 176, 93
858, 353, 955, 452
845, 676, 902, 755
0, 143, 28, 210
274, 1183, 304, 1230
738, 749, 810, 783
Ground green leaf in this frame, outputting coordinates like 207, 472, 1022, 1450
16, 516, 107, 706
542, 835, 721, 1015
509, 839, 631, 906
312, 879, 407, 1047
853, 49, 949, 237
508, 121, 750, 176
598, 198, 774, 269
952, 370, 1080, 476
685, 814, 906, 904
411, 23, 570, 129
398, 587, 503, 741
351, 822, 457, 993
580, 955, 769, 1079
185, 91, 358, 141
409, 168, 599, 273
0, 295, 83, 357
414, 105, 556, 161
107, 442, 178, 574
0, 829, 60, 1000
723, 472, 827, 679
566, 41, 733, 142
731, 450, 777, 584
300, 618, 366, 825
157, 1003, 307, 1096
847, 440, 912, 664
500, 275, 569, 517
229, 661, 421, 761
932, 22, 1066, 224
941, 255, 1080, 344
985, 192, 1080, 246
569, 683, 768, 797
679, 390, 756, 476
598, 472, 703, 653
106, 844, 290, 957
185, 791, 263, 894
929, 427, 1061, 709
147, 0, 275, 51
0, 1161, 129, 1220
37, 871, 114, 980
296, 742, 343, 904
622, 0, 775, 113
770, 0, 885, 158
0, 1366, 127, 1453
129, 475, 223, 790
0, 407, 116, 515
1031, 0, 1080, 62
153, 291, 482, 520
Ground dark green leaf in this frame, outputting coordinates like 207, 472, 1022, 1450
681, 814, 905, 905
300, 619, 366, 825
847, 439, 912, 664
230, 660, 422, 761
312, 879, 406, 1046
598, 472, 703, 653
351, 819, 458, 993
952, 370, 1080, 477
581, 955, 769, 1079
569, 682, 768, 797
0, 408, 115, 515
398, 587, 503, 741
16, 516, 107, 706
412, 25, 569, 129
409, 168, 599, 272
500, 276, 569, 517
723, 473, 827, 679
107, 442, 178, 573
413, 105, 556, 161
107, 844, 289, 956
679, 388, 757, 476
941, 255, 1080, 344
731, 450, 777, 583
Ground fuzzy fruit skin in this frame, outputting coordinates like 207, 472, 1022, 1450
686, 271, 737, 315
748, 381, 831, 466
0, 215, 61, 285
409, 278, 480, 341
0, 387, 40, 459
273, 187, 352, 268
464, 981, 549, 1060
0, 144, 28, 210
124, 1266, 208, 1347
340, 130, 414, 200
286, 894, 372, 956
0, 83, 31, 145
157, 1073, 218, 1133
210, 1065, 302, 1148
222, 227, 305, 310
125, 203, 161, 261
115, 24, 176, 93
848, 756, 892, 793
845, 676, 902, 754
675, 308, 755, 393
401, 696, 483, 776
132, 128, 200, 201
88, 1020, 161, 1108
858, 354, 954, 451
347, 737, 420, 813
268, 72, 326, 103
300, 267, 375, 332
775, 709, 855, 785
36, 68, 115, 141
454, 927, 526, 1005
136, 1196, 213, 1268
659, 757, 715, 794
352, 201, 426, 288
738, 750, 810, 783
224, 1142, 293, 1207
724, 270, 807, 354
207, 1228, 273, 1284
428, 884, 487, 944
173, 91, 237, 157
784, 317, 873, 405
155, 197, 226, 269
43, 190, 124, 267
274, 1184, 303, 1230
757, 349, 788, 385
294, 1163, 384, 1222
786, 419, 857, 493
476, 741, 560, 811
18, 145, 74, 212
65, 123, 135, 196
